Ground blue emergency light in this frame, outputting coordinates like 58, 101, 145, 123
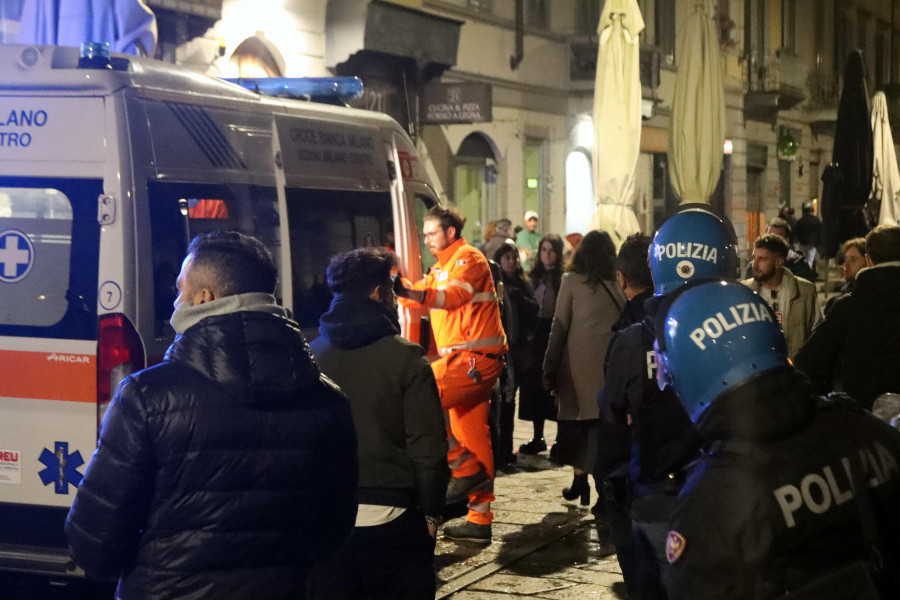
224, 77, 364, 104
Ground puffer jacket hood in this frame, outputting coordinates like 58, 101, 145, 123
165, 310, 322, 405
318, 293, 401, 350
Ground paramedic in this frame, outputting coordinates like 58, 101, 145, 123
395, 206, 507, 545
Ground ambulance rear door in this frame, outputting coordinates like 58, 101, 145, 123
0, 95, 107, 574
273, 112, 398, 341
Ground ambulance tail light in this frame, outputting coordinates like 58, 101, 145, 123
97, 314, 145, 431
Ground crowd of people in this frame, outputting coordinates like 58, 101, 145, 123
60, 203, 900, 600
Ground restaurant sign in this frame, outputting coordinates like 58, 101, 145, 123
421, 83, 492, 125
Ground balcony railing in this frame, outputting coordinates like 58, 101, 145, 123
746, 50, 808, 93
807, 70, 840, 110
743, 49, 806, 120
570, 39, 660, 90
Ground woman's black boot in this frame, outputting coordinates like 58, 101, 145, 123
563, 473, 590, 506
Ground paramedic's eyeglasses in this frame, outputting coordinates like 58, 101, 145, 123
423, 230, 445, 240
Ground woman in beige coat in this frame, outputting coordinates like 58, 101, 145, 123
543, 230, 624, 505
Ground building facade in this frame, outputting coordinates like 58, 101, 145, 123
154, 0, 900, 256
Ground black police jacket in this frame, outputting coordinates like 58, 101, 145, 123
65, 310, 358, 600
666, 367, 900, 600
600, 295, 701, 504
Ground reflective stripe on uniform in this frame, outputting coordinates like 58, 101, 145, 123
433, 289, 447, 308
470, 291, 498, 303
438, 335, 508, 355
447, 279, 476, 294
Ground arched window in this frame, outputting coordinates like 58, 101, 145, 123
229, 35, 284, 78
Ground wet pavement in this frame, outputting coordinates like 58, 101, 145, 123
436, 419, 628, 599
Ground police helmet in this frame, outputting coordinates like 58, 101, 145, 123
649, 208, 739, 295
655, 281, 789, 422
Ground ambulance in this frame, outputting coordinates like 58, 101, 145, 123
0, 44, 437, 575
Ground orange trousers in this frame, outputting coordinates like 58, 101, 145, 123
432, 352, 503, 525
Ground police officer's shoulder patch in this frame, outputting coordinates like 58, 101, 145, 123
666, 531, 687, 564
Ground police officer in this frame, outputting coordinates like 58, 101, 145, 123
599, 208, 739, 599
658, 282, 900, 599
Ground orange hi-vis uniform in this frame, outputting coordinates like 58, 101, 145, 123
401, 237, 507, 525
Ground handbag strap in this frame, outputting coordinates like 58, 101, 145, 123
598, 279, 624, 311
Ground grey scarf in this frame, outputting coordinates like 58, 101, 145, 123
170, 292, 287, 334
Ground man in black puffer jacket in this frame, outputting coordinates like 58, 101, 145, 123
795, 225, 900, 410
65, 231, 358, 600
308, 248, 448, 599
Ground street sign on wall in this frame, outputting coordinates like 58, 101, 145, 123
421, 82, 492, 125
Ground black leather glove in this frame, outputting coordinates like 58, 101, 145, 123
392, 273, 425, 304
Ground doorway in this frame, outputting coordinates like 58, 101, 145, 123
454, 133, 498, 244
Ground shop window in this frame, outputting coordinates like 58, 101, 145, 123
565, 150, 593, 235
524, 139, 543, 221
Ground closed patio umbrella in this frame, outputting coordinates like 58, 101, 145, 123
667, 0, 725, 205
18, 0, 156, 56
869, 91, 899, 227
821, 50, 871, 257
588, 0, 644, 245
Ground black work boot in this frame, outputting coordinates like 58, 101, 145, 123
445, 469, 491, 506
443, 521, 492, 545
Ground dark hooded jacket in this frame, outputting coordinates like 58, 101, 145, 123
666, 367, 900, 599
309, 294, 449, 516
65, 311, 358, 600
795, 265, 900, 410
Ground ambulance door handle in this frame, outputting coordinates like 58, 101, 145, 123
98, 194, 116, 225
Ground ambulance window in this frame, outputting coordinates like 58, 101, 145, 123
414, 194, 437, 275
148, 182, 282, 338
285, 188, 393, 339
0, 180, 100, 339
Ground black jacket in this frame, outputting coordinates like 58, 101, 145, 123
666, 368, 900, 599
65, 311, 358, 600
795, 214, 822, 246
500, 272, 539, 364
309, 294, 449, 516
795, 265, 900, 410
596, 290, 652, 480
600, 295, 701, 507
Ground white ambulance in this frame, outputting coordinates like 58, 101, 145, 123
0, 44, 437, 575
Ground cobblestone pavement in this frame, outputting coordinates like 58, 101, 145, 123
436, 420, 628, 599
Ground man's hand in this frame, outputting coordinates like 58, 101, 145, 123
392, 273, 425, 304
425, 515, 441, 538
